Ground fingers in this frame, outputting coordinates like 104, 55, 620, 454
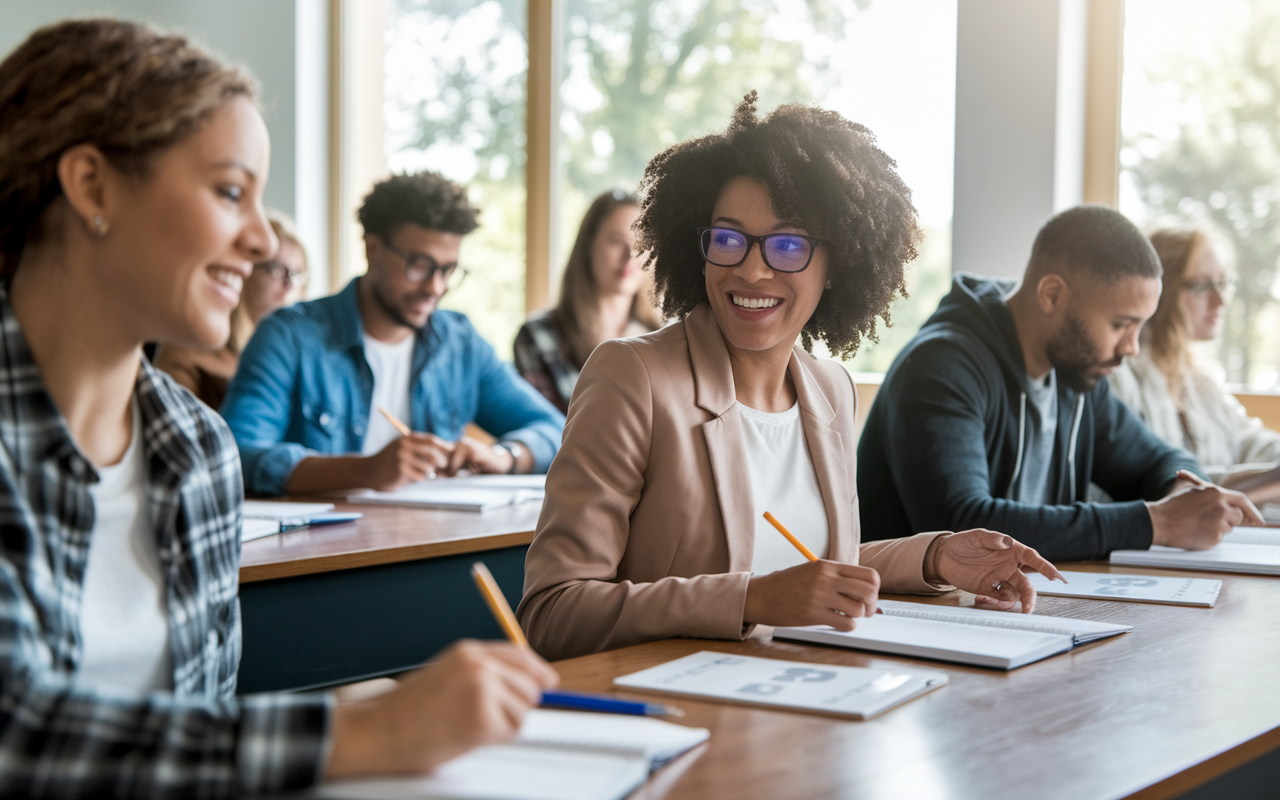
1013, 544, 1064, 583
445, 441, 472, 477
1002, 569, 1038, 613
483, 642, 561, 690
1231, 491, 1265, 526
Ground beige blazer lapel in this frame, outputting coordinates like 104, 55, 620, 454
686, 306, 755, 573
789, 347, 854, 564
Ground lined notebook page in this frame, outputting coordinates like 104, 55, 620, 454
877, 600, 1131, 642
1222, 527, 1280, 546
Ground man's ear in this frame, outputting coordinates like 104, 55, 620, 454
1035, 272, 1070, 316
56, 144, 112, 236
363, 234, 381, 269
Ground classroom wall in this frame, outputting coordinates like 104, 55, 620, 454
953, 0, 1089, 279
0, 0, 331, 294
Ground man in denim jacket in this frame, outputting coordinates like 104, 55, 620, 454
223, 172, 564, 496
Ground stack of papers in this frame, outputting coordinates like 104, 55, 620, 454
313, 709, 708, 800
774, 600, 1131, 670
613, 650, 947, 720
348, 474, 547, 512
1110, 526, 1280, 575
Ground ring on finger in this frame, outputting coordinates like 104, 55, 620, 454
992, 582, 1003, 592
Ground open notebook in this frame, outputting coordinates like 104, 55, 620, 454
313, 709, 707, 800
774, 600, 1131, 670
613, 650, 947, 720
347, 475, 546, 512
1110, 526, 1280, 575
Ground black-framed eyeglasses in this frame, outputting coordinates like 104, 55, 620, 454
255, 259, 308, 288
698, 226, 828, 274
1184, 275, 1238, 298
382, 240, 468, 291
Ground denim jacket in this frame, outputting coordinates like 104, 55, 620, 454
222, 279, 566, 496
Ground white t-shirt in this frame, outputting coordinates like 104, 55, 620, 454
740, 402, 831, 575
361, 331, 417, 455
78, 399, 173, 693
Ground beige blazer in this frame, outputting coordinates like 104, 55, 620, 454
519, 305, 945, 660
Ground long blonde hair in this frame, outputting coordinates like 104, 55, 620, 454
1144, 226, 1231, 397
551, 190, 662, 368
228, 211, 306, 353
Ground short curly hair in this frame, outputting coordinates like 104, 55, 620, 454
357, 171, 480, 241
635, 92, 921, 358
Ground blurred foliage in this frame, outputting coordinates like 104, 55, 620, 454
1123, 0, 1280, 386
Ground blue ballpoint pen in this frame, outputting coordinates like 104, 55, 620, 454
540, 689, 684, 718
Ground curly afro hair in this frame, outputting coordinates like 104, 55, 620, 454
634, 92, 921, 358
357, 171, 480, 241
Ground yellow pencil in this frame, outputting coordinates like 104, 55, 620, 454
763, 511, 819, 562
471, 561, 530, 649
378, 406, 413, 437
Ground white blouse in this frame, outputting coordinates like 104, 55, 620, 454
739, 402, 830, 575
1109, 349, 1280, 483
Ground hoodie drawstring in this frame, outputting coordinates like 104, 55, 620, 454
1006, 392, 1027, 499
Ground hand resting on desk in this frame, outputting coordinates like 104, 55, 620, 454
324, 640, 559, 779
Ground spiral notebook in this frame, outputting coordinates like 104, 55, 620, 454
313, 709, 708, 800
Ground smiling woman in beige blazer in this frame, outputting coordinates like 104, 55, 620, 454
518, 94, 1061, 661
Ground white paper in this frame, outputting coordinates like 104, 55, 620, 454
516, 710, 707, 767
613, 650, 946, 719
241, 517, 280, 542
1222, 527, 1280, 547
1027, 570, 1221, 607
1111, 542, 1280, 575
775, 615, 1073, 670
243, 500, 336, 519
314, 746, 647, 800
876, 599, 1131, 642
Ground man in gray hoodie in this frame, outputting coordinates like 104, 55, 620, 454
858, 205, 1260, 562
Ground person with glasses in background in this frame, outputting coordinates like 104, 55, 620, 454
223, 172, 564, 496
155, 210, 307, 408
1109, 225, 1280, 506
518, 94, 1060, 661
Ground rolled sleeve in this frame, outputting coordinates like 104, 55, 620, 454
236, 692, 333, 796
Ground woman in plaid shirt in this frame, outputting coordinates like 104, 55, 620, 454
0, 19, 556, 797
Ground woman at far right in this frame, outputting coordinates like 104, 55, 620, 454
1110, 225, 1280, 504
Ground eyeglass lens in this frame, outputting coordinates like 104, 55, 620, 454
405, 257, 465, 290
701, 227, 814, 273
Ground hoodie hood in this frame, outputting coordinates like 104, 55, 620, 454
918, 273, 1040, 395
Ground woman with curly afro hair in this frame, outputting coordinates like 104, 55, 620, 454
518, 93, 1061, 661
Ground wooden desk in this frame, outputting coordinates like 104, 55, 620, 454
237, 502, 540, 693
553, 564, 1280, 800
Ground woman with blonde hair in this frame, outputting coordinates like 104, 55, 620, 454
154, 210, 307, 407
0, 18, 553, 795
514, 189, 662, 412
1110, 225, 1280, 502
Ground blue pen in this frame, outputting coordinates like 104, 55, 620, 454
540, 689, 684, 717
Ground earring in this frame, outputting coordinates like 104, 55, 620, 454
93, 215, 109, 237
824, 280, 832, 289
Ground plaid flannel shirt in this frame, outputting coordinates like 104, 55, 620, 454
512, 314, 580, 415
0, 290, 330, 797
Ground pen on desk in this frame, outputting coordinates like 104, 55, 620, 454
763, 511, 819, 562
378, 406, 413, 437
471, 560, 686, 717
540, 689, 684, 718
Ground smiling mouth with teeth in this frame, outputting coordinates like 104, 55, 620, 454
731, 294, 780, 309
209, 267, 244, 294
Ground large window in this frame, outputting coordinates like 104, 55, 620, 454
383, 0, 956, 368
385, 0, 529, 357
1120, 0, 1280, 389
